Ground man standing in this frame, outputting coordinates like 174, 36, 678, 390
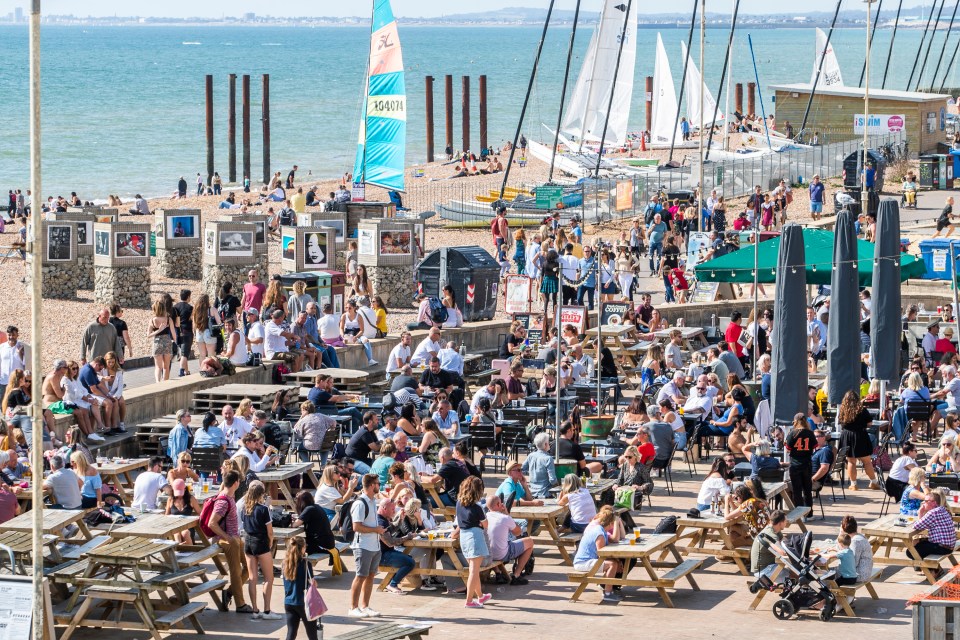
0, 326, 25, 386
173, 290, 194, 378
559, 243, 579, 305
80, 309, 118, 364
492, 206, 510, 257
286, 165, 299, 189
646, 214, 667, 276
205, 471, 254, 613
785, 414, 816, 512
241, 270, 267, 322
705, 348, 729, 390
196, 173, 204, 196
348, 474, 383, 618
577, 245, 597, 310
808, 174, 825, 221
806, 306, 827, 361
244, 308, 265, 361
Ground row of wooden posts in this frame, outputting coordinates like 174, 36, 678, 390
204, 73, 270, 189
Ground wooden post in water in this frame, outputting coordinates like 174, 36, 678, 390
228, 73, 237, 183
444, 75, 453, 155
425, 75, 435, 163
479, 75, 488, 151
645, 76, 653, 133
462, 75, 471, 153
242, 74, 251, 186
735, 83, 743, 114
205, 74, 214, 186
262, 73, 270, 186
747, 82, 755, 116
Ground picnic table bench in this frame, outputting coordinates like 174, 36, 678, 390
96, 457, 150, 505
331, 622, 432, 640
258, 462, 320, 508
0, 529, 61, 574
863, 513, 960, 584
512, 503, 572, 565
377, 532, 503, 591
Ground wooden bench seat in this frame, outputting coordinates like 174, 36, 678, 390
825, 567, 883, 617
559, 532, 583, 546
658, 559, 704, 587
331, 622, 432, 640
59, 536, 110, 560
84, 585, 140, 600
148, 566, 205, 587
153, 602, 207, 630
187, 578, 228, 600
785, 506, 811, 525
174, 544, 222, 567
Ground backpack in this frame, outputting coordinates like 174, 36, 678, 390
199, 494, 231, 538
279, 208, 297, 226
339, 496, 370, 543
330, 442, 346, 461
382, 391, 398, 412
653, 515, 678, 534
428, 297, 448, 325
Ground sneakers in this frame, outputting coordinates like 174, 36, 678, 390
347, 608, 366, 618
179, 368, 186, 377
361, 608, 380, 618
868, 481, 881, 490
602, 591, 623, 602
368, 359, 379, 366
478, 593, 492, 604
87, 433, 106, 443
420, 581, 438, 591
510, 575, 529, 586
465, 600, 484, 609
117, 422, 127, 433
848, 483, 858, 491
251, 611, 262, 620
260, 612, 282, 620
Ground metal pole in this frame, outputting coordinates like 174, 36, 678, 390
595, 248, 602, 414
906, 0, 938, 90
952, 241, 960, 325
724, 34, 734, 151
800, 0, 843, 134
425, 75, 435, 163
697, 0, 705, 219
705, 0, 741, 162
915, 0, 947, 91
753, 209, 760, 377
863, 0, 874, 224
594, 0, 634, 177
228, 73, 236, 183
555, 298, 562, 462
883, 0, 904, 89
28, 3, 45, 638
205, 74, 214, 186
242, 74, 251, 185
858, 0, 884, 87
549, 0, 583, 182
940, 29, 960, 92
669, 1, 700, 163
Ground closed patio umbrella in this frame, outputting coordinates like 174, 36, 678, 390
828, 209, 861, 404
870, 199, 902, 384
771, 223, 809, 425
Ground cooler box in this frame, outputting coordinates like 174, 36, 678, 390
305, 271, 334, 310
279, 272, 320, 301
918, 239, 960, 280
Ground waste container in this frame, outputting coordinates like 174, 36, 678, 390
279, 272, 320, 301
951, 150, 960, 189
919, 155, 940, 190
306, 271, 333, 309
317, 270, 347, 314
416, 246, 500, 322
918, 239, 960, 280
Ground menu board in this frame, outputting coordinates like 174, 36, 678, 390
512, 313, 544, 346
0, 576, 35, 639
688, 281, 720, 303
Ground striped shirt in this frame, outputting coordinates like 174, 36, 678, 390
914, 506, 958, 548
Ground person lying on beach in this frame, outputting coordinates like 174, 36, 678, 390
450, 166, 468, 179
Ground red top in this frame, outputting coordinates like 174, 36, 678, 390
725, 323, 745, 358
242, 282, 267, 312
638, 442, 656, 466
935, 338, 957, 354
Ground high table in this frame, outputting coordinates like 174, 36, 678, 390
568, 533, 703, 607
258, 462, 320, 508
511, 503, 572, 565
862, 513, 960, 584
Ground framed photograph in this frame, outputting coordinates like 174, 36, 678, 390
219, 230, 254, 257
358, 228, 375, 255
253, 221, 266, 245
414, 223, 425, 258
204, 229, 215, 255
76, 221, 92, 246
379, 230, 411, 255
282, 234, 296, 261
115, 232, 147, 258
315, 219, 344, 242
303, 231, 329, 268
167, 214, 198, 239
94, 230, 110, 256
46, 225, 72, 262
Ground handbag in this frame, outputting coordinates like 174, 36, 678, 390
614, 487, 635, 510
304, 564, 328, 620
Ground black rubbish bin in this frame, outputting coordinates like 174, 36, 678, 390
279, 272, 320, 303
416, 246, 500, 322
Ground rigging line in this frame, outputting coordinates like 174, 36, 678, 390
881, 0, 904, 89
549, 0, 583, 183
859, 0, 884, 87
704, 0, 742, 162
498, 0, 557, 202
930, 0, 960, 91
594, 0, 634, 178
747, 35, 772, 150
668, 0, 699, 163
939, 26, 960, 90
915, 0, 948, 91
906, 0, 939, 90
800, 0, 843, 135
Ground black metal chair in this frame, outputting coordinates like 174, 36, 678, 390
191, 446, 224, 477
650, 442, 678, 495
904, 401, 935, 442
470, 422, 507, 474
683, 425, 702, 476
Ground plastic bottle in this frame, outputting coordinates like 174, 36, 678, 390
948, 460, 953, 473
459, 342, 466, 357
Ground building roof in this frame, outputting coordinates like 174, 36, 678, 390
770, 83, 948, 103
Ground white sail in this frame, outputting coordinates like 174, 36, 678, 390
681, 41, 723, 130
811, 27, 844, 88
559, 0, 637, 146
651, 33, 683, 145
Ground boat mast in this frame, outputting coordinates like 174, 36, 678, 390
668, 1, 699, 162
549, 0, 583, 182
906, 0, 939, 90
914, 0, 947, 91
497, 0, 558, 203
929, 0, 960, 91
594, 0, 634, 178
799, 0, 843, 137
697, 0, 704, 235
939, 17, 960, 90
747, 35, 773, 150
882, 0, 904, 89
706, 0, 742, 161
859, 0, 884, 87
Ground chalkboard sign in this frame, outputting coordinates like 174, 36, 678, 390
689, 280, 720, 303
919, 159, 934, 189
600, 301, 631, 326
513, 313, 544, 346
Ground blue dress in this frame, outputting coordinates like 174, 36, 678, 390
900, 486, 922, 515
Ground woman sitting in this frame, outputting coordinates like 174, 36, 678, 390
165, 479, 201, 544
389, 461, 430, 507
397, 402, 421, 437
293, 490, 335, 556
928, 436, 960, 472
315, 465, 355, 521
707, 388, 745, 435
419, 418, 449, 466
726, 374, 755, 424
619, 396, 650, 433
613, 445, 654, 510
72, 451, 101, 509
742, 440, 784, 478
639, 344, 664, 393
658, 398, 687, 450
724, 484, 769, 547
558, 474, 597, 533
696, 457, 731, 511
572, 506, 624, 603
167, 452, 200, 484
900, 467, 927, 516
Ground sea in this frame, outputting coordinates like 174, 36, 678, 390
0, 24, 952, 199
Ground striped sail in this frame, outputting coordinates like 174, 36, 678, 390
353, 0, 406, 192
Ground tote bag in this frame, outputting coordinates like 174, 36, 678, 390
305, 565, 328, 621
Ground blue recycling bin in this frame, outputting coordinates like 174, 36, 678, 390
919, 239, 960, 280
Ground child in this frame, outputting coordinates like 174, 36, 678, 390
557, 474, 597, 533
282, 536, 321, 640
513, 229, 526, 275
824, 532, 858, 586
498, 241, 511, 279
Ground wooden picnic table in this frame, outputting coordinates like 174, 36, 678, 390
862, 513, 960, 584
376, 529, 502, 591
0, 529, 60, 574
511, 503, 572, 565
1, 508, 92, 540
286, 368, 369, 391
259, 462, 320, 508
568, 533, 703, 607
673, 514, 754, 576
331, 622, 432, 640
419, 476, 453, 517
96, 457, 150, 505
109, 513, 201, 541
652, 326, 708, 351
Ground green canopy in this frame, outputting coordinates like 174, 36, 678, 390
694, 228, 925, 285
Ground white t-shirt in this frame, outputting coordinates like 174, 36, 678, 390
471, 387, 496, 414
696, 476, 730, 507
315, 484, 343, 510
132, 471, 168, 510
485, 511, 515, 561
889, 455, 915, 483
227, 329, 248, 365
411, 338, 442, 366
246, 322, 265, 356
351, 494, 380, 551
946, 377, 960, 409
0, 342, 25, 385
223, 417, 252, 447
665, 342, 683, 369
319, 315, 341, 341
566, 488, 597, 525
559, 254, 579, 281
264, 320, 288, 358
386, 344, 411, 373
358, 306, 378, 339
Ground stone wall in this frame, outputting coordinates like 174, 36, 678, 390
25, 261, 77, 299
76, 254, 94, 290
367, 263, 414, 307
203, 262, 258, 302
95, 265, 151, 307
157, 247, 201, 280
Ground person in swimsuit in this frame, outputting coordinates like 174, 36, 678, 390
165, 478, 200, 544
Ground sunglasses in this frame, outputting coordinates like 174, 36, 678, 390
625, 455, 635, 460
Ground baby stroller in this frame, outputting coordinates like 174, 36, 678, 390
749, 531, 838, 621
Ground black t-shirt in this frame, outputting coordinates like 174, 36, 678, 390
662, 245, 680, 270
940, 204, 954, 225
108, 317, 128, 339
438, 460, 470, 499
785, 428, 817, 468
390, 375, 418, 393
6, 389, 29, 411
345, 428, 378, 462
242, 503, 271, 537
420, 368, 454, 390
299, 504, 335, 554
216, 295, 242, 320
456, 502, 485, 529
557, 437, 585, 463
173, 302, 194, 333
500, 334, 523, 358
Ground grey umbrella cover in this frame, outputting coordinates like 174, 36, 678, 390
771, 223, 809, 424
828, 209, 861, 404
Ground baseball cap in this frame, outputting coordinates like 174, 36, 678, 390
172, 479, 186, 497
245, 308, 259, 316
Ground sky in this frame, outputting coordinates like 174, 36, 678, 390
0, 1, 893, 19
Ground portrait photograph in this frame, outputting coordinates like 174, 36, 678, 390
116, 232, 147, 258
282, 234, 296, 261
46, 225, 72, 262
379, 230, 411, 255
303, 231, 328, 267
76, 221, 91, 246
95, 230, 109, 256
204, 228, 215, 255
168, 215, 198, 239
219, 230, 254, 257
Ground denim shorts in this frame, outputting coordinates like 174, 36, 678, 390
459, 526, 489, 559
810, 202, 823, 213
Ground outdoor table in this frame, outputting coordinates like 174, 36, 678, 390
511, 503, 572, 565
0, 529, 60, 574
419, 476, 453, 516
652, 326, 708, 351
109, 513, 202, 542
95, 457, 150, 505
673, 513, 754, 576
376, 526, 503, 591
733, 462, 753, 480
568, 533, 702, 607
0, 508, 92, 540
286, 367, 369, 391
862, 513, 959, 584
270, 525, 305, 556
258, 462, 320, 508
763, 481, 798, 512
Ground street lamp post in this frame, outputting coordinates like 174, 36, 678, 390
862, 0, 875, 220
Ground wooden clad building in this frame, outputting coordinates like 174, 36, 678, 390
771, 83, 950, 154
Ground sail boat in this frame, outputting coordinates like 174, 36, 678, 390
681, 41, 723, 130
353, 0, 406, 196
649, 33, 687, 148
526, 0, 638, 177
811, 26, 844, 89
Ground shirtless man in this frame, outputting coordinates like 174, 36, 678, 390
40, 360, 74, 446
